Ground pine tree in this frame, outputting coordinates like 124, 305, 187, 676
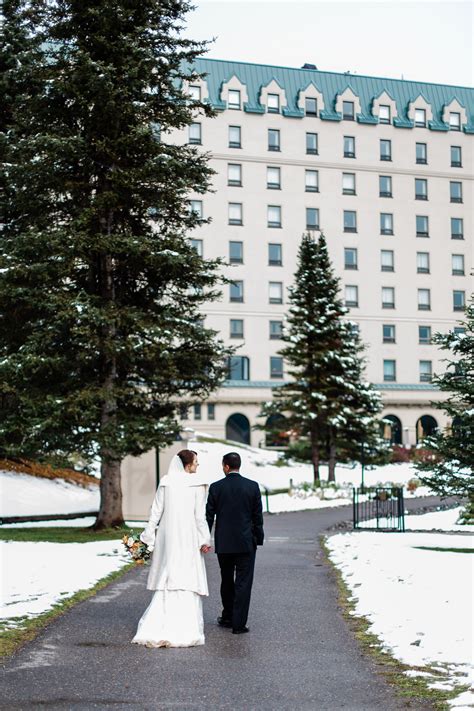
260, 232, 384, 483
0, 0, 229, 528
414, 297, 474, 521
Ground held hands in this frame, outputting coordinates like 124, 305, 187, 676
200, 544, 211, 554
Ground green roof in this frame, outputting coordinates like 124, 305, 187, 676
193, 58, 474, 133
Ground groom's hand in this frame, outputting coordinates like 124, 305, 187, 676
200, 544, 211, 554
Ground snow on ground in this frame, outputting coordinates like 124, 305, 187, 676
0, 470, 99, 517
327, 515, 474, 708
404, 507, 474, 533
0, 540, 129, 624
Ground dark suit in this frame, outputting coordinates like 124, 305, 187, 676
206, 472, 264, 631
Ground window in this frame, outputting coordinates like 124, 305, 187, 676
268, 129, 280, 151
230, 280, 243, 303
228, 202, 243, 225
449, 112, 461, 131
383, 360, 396, 382
418, 288, 431, 310
188, 85, 201, 101
379, 175, 392, 197
419, 326, 431, 344
342, 173, 356, 195
416, 142, 427, 164
228, 89, 241, 109
267, 166, 281, 189
417, 252, 430, 274
416, 215, 429, 237
305, 170, 319, 192
380, 213, 394, 235
453, 290, 465, 311
380, 139, 392, 161
451, 218, 464, 239
229, 241, 243, 264
268, 205, 282, 228
450, 182, 463, 203
379, 105, 391, 124
345, 285, 359, 307
270, 320, 283, 339
227, 355, 249, 381
382, 287, 395, 309
189, 200, 203, 219
269, 281, 283, 304
193, 403, 202, 420
451, 145, 462, 167
305, 97, 318, 116
383, 324, 396, 343
268, 243, 282, 266
344, 135, 355, 158
306, 132, 318, 154
419, 360, 432, 382
415, 178, 428, 200
452, 254, 465, 275
228, 163, 242, 187
381, 250, 394, 272
349, 323, 359, 336
344, 247, 358, 270
415, 108, 426, 127
270, 356, 284, 379
453, 327, 465, 336
189, 122, 201, 144
343, 210, 357, 233
229, 125, 241, 148
230, 319, 244, 339
179, 404, 189, 420
306, 207, 319, 230
191, 239, 203, 256
207, 403, 215, 420
267, 93, 280, 113
342, 101, 355, 120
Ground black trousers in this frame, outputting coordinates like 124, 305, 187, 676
217, 550, 256, 630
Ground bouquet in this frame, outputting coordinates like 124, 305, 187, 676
122, 532, 152, 565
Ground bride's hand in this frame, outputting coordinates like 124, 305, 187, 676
200, 544, 211, 554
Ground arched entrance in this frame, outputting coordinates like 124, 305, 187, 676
226, 413, 251, 445
265, 414, 289, 448
416, 415, 438, 443
382, 414, 402, 445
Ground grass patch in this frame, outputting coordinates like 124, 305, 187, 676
0, 525, 143, 543
321, 535, 467, 710
0, 562, 136, 660
414, 546, 473, 554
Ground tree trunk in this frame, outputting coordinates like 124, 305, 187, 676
328, 428, 336, 483
95, 457, 124, 528
310, 423, 320, 485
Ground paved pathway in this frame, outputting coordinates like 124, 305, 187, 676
1, 498, 445, 710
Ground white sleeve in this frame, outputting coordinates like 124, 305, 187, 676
194, 486, 211, 548
140, 486, 165, 548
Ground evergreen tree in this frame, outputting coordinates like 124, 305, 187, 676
0, 0, 229, 528
415, 297, 474, 521
260, 232, 383, 483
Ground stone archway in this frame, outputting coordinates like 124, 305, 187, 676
382, 414, 402, 445
416, 415, 438, 443
226, 413, 251, 445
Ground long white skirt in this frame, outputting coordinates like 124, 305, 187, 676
132, 590, 205, 648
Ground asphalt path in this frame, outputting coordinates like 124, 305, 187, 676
1, 497, 447, 711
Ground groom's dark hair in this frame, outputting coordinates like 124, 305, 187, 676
223, 452, 241, 471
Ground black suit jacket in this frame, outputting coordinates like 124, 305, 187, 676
206, 472, 264, 554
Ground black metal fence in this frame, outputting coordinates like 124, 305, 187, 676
353, 487, 405, 532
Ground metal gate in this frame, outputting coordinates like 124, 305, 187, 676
353, 487, 405, 531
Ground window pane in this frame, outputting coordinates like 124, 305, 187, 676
268, 205, 282, 227
270, 320, 283, 339
343, 101, 354, 119
450, 182, 462, 202
267, 166, 281, 188
382, 287, 395, 308
383, 324, 395, 343
207, 403, 215, 420
306, 132, 318, 154
230, 319, 244, 338
229, 125, 241, 147
452, 254, 464, 275
379, 105, 391, 123
417, 252, 430, 273
306, 207, 319, 229
383, 360, 396, 381
344, 136, 355, 157
230, 281, 243, 302
418, 289, 431, 309
228, 202, 242, 224
451, 146, 462, 166
415, 108, 426, 126
381, 250, 394, 271
193, 403, 202, 420
344, 210, 357, 231
305, 97, 317, 115
268, 129, 280, 150
306, 170, 319, 191
228, 163, 242, 186
267, 93, 280, 112
344, 247, 358, 269
451, 218, 463, 238
228, 89, 241, 108
415, 179, 428, 199
416, 215, 429, 236
379, 175, 392, 196
269, 282, 283, 303
189, 123, 201, 144
453, 290, 465, 310
228, 356, 249, 380
229, 241, 243, 263
416, 142, 427, 163
190, 200, 203, 219
419, 360, 432, 381
191, 239, 203, 256
449, 112, 461, 130
268, 243, 282, 265
188, 85, 201, 101
270, 356, 284, 378
419, 326, 431, 344
342, 173, 355, 194
380, 139, 391, 160
345, 285, 358, 306
380, 213, 393, 234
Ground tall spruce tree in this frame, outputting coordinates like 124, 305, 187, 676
260, 232, 383, 483
414, 297, 474, 521
0, 0, 229, 528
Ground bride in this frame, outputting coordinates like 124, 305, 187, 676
132, 449, 211, 648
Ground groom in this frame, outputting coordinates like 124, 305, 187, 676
206, 452, 264, 634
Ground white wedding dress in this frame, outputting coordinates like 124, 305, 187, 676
132, 456, 211, 648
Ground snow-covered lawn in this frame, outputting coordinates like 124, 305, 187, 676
1, 540, 129, 625
327, 508, 474, 709
0, 470, 99, 517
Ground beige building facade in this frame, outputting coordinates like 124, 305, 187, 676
171, 58, 473, 448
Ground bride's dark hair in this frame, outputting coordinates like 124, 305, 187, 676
177, 449, 197, 468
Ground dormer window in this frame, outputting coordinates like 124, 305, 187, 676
449, 112, 461, 131
343, 101, 355, 120
305, 97, 318, 116
267, 93, 280, 113
228, 90, 241, 109
379, 105, 391, 124
415, 108, 426, 127
188, 85, 201, 101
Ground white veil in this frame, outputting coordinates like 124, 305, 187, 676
160, 453, 208, 487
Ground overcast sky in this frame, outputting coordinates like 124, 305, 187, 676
184, 0, 473, 87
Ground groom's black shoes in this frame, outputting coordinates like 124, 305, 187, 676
232, 626, 249, 635
217, 616, 232, 628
